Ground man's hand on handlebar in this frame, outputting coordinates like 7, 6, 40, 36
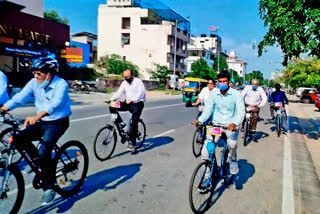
104, 100, 111, 104
192, 120, 200, 126
0, 106, 9, 115
126, 100, 133, 104
228, 123, 237, 131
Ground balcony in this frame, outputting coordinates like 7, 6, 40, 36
171, 27, 190, 42
169, 63, 187, 73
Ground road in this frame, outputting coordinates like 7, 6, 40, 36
2, 96, 320, 214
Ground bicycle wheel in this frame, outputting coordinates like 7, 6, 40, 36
93, 125, 117, 161
54, 141, 89, 197
0, 128, 23, 165
243, 120, 249, 147
276, 116, 281, 137
189, 161, 215, 214
135, 119, 146, 149
0, 164, 25, 214
222, 147, 234, 186
192, 127, 204, 158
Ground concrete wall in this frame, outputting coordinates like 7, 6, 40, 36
8, 0, 43, 17
96, 79, 159, 91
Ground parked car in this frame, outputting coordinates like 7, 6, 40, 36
296, 87, 316, 97
315, 95, 320, 110
300, 89, 318, 103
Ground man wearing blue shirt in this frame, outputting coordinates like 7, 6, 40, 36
1, 57, 71, 206
268, 83, 289, 131
193, 71, 245, 175
0, 70, 9, 106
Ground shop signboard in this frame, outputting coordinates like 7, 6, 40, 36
0, 43, 43, 57
60, 47, 83, 63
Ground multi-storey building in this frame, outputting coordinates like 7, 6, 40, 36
98, 0, 190, 80
226, 50, 247, 79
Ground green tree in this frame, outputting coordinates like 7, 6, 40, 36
281, 58, 320, 88
245, 70, 264, 83
95, 54, 139, 77
150, 64, 169, 84
213, 55, 228, 71
258, 0, 320, 65
188, 58, 217, 80
229, 69, 242, 85
44, 10, 69, 24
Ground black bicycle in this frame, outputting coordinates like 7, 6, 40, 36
0, 127, 23, 165
242, 105, 255, 147
93, 101, 146, 161
273, 102, 283, 137
0, 112, 89, 214
189, 123, 235, 214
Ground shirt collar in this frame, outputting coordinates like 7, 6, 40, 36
216, 87, 233, 96
47, 75, 59, 89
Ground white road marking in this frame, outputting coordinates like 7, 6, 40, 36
282, 107, 295, 214
153, 129, 175, 138
70, 103, 184, 123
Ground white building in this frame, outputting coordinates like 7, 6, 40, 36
190, 34, 222, 55
98, 0, 190, 80
226, 50, 247, 78
186, 37, 214, 73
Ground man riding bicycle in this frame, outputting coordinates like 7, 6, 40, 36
107, 68, 146, 152
0, 69, 9, 107
241, 79, 267, 137
193, 70, 245, 175
0, 57, 71, 206
268, 83, 289, 132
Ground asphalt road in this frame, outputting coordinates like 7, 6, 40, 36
2, 97, 320, 214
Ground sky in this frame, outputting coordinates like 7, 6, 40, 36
44, 0, 284, 79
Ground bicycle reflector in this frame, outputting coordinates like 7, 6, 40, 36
8, 136, 14, 143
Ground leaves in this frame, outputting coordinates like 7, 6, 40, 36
150, 64, 169, 84
245, 70, 264, 84
258, 0, 320, 65
188, 58, 217, 80
44, 10, 69, 24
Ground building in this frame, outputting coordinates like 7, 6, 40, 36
226, 50, 247, 79
98, 0, 190, 80
186, 37, 214, 73
0, 0, 70, 86
71, 32, 97, 65
190, 34, 222, 55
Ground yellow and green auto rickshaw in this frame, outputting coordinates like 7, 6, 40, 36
182, 77, 208, 107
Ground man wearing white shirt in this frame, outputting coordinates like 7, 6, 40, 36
108, 68, 146, 151
241, 79, 267, 136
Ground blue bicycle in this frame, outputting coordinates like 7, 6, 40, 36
189, 123, 235, 214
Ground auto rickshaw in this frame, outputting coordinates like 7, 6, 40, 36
182, 77, 208, 107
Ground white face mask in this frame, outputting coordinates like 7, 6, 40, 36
38, 73, 50, 89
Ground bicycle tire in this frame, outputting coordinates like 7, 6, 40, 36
0, 164, 25, 214
276, 116, 281, 137
53, 141, 89, 197
192, 127, 204, 158
135, 119, 146, 149
0, 128, 23, 165
189, 161, 215, 214
93, 125, 117, 161
243, 120, 248, 147
222, 147, 234, 186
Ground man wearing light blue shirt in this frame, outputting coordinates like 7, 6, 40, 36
0, 70, 9, 106
193, 70, 245, 175
1, 57, 71, 206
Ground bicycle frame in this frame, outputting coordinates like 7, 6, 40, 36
110, 111, 132, 142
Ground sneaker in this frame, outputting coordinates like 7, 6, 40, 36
240, 127, 244, 132
41, 189, 56, 206
230, 161, 239, 175
126, 144, 136, 152
251, 130, 256, 137
281, 127, 287, 134
121, 136, 126, 144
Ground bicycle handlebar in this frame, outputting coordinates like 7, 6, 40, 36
0, 112, 24, 128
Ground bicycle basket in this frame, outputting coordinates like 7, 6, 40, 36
206, 126, 222, 136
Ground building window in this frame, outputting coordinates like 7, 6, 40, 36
123, 56, 126, 61
122, 17, 131, 29
121, 33, 130, 45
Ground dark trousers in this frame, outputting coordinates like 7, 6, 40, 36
242, 105, 260, 131
13, 117, 69, 190
109, 102, 144, 145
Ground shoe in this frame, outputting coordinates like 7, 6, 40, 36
126, 144, 136, 152
41, 189, 56, 206
230, 161, 239, 175
240, 127, 244, 132
198, 178, 210, 193
121, 136, 126, 144
281, 127, 287, 134
251, 130, 256, 137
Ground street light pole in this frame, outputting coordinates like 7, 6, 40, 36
173, 19, 177, 91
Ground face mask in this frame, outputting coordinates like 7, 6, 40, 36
125, 77, 133, 84
217, 83, 229, 91
252, 85, 258, 90
38, 73, 50, 89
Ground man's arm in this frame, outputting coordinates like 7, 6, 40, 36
130, 79, 146, 102
259, 87, 268, 107
241, 86, 248, 98
4, 80, 34, 110
0, 72, 8, 99
232, 92, 246, 126
110, 81, 125, 101
283, 92, 289, 104
268, 92, 274, 103
198, 92, 214, 123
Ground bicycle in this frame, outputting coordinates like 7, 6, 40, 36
273, 102, 283, 137
0, 126, 23, 165
189, 123, 235, 214
0, 112, 89, 214
192, 103, 206, 158
242, 105, 255, 147
93, 101, 146, 161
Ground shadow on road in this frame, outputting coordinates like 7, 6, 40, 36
288, 116, 320, 140
207, 159, 255, 212
26, 163, 142, 214
110, 136, 174, 159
